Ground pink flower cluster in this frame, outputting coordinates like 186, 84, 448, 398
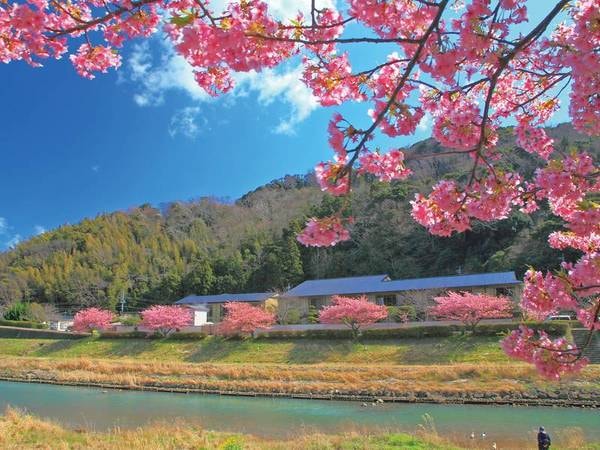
429, 291, 513, 329
69, 44, 121, 79
502, 326, 588, 380
218, 301, 275, 336
4, 0, 600, 377
73, 307, 114, 332
319, 295, 387, 338
410, 173, 522, 237
515, 119, 554, 160
141, 305, 192, 336
303, 53, 365, 106
315, 161, 350, 196
521, 270, 577, 320
297, 217, 351, 247
358, 150, 411, 182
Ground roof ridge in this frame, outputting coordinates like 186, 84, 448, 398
388, 271, 516, 282
300, 274, 389, 282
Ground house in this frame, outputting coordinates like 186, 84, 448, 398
175, 292, 278, 323
48, 319, 74, 331
279, 271, 523, 319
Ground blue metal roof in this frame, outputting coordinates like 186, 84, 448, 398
282, 272, 520, 297
281, 274, 390, 297
175, 292, 275, 305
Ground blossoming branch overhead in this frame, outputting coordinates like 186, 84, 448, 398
1, 0, 598, 378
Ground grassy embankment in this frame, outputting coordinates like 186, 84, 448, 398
3, 408, 600, 450
0, 407, 458, 450
0, 335, 599, 403
0, 334, 507, 364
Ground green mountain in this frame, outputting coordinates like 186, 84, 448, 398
1, 124, 598, 313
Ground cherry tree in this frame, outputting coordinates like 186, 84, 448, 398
73, 307, 114, 332
141, 305, 192, 336
319, 295, 388, 340
429, 291, 513, 331
2, 0, 598, 377
218, 302, 276, 336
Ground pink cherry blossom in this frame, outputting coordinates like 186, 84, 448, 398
429, 291, 513, 330
297, 217, 351, 247
73, 307, 114, 332
4, 0, 599, 378
141, 305, 193, 336
218, 301, 275, 336
319, 295, 387, 339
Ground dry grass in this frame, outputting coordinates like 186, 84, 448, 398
0, 407, 461, 450
1, 408, 598, 450
1, 356, 598, 399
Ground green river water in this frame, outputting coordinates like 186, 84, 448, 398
0, 381, 598, 445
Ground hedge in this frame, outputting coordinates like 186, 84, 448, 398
0, 327, 87, 339
99, 330, 152, 339
99, 330, 208, 340
256, 325, 456, 340
96, 322, 573, 341
472, 321, 571, 337
0, 319, 48, 329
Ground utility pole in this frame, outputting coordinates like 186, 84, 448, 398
119, 290, 126, 315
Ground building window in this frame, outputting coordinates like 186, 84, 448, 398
376, 295, 397, 307
496, 287, 513, 297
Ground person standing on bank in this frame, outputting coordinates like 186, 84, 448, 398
538, 426, 551, 450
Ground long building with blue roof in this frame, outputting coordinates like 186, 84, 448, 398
279, 271, 522, 319
174, 271, 522, 323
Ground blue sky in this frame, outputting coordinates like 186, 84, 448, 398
0, 1, 570, 249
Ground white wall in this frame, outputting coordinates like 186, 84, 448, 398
193, 310, 208, 326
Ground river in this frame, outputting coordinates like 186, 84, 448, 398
0, 380, 598, 445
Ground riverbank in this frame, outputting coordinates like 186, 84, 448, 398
0, 334, 509, 364
1, 356, 598, 407
3, 406, 600, 450
0, 407, 461, 450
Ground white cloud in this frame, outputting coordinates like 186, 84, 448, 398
125, 17, 324, 134
128, 41, 211, 106
5, 234, 21, 249
169, 106, 208, 139
234, 66, 318, 135
417, 112, 432, 132
34, 225, 46, 235
210, 0, 336, 20
0, 217, 6, 235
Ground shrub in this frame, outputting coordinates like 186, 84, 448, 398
0, 319, 49, 329
279, 308, 302, 325
256, 325, 456, 340
0, 327, 85, 339
99, 330, 150, 339
118, 314, 141, 326
387, 305, 415, 323
3, 302, 31, 322
472, 321, 571, 337
27, 303, 47, 323
397, 305, 417, 321
307, 305, 319, 324
166, 331, 208, 340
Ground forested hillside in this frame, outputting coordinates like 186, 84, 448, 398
1, 124, 598, 313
